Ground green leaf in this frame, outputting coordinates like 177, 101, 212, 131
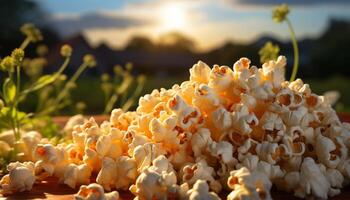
31, 75, 56, 91
22, 74, 56, 95
2, 78, 16, 103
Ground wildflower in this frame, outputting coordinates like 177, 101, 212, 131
101, 73, 110, 82
60, 44, 73, 57
24, 58, 46, 77
1, 56, 15, 72
272, 4, 289, 23
20, 23, 43, 42
83, 54, 97, 68
114, 65, 123, 75
259, 42, 280, 64
126, 62, 133, 71
76, 102, 87, 113
11, 48, 25, 65
36, 45, 48, 57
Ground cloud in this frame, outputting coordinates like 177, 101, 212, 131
224, 0, 350, 6
48, 12, 154, 36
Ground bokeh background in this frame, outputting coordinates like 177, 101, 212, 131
1, 0, 350, 114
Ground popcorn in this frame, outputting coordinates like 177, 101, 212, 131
190, 61, 211, 84
0, 162, 35, 195
315, 134, 341, 168
96, 134, 122, 159
294, 157, 335, 199
133, 142, 166, 173
17, 131, 42, 161
186, 180, 220, 200
208, 141, 236, 166
3, 57, 350, 200
191, 128, 213, 157
227, 167, 272, 200
64, 114, 88, 137
96, 157, 117, 191
182, 159, 222, 193
63, 163, 92, 189
34, 144, 68, 179
75, 183, 119, 200
130, 156, 177, 200
115, 156, 137, 190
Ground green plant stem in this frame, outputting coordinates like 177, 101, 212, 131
57, 57, 71, 75
104, 94, 119, 114
14, 65, 21, 139
40, 63, 88, 116
122, 79, 145, 111
286, 18, 299, 82
19, 37, 31, 50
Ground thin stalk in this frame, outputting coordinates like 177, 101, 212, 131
19, 38, 31, 50
104, 94, 119, 114
48, 63, 88, 114
14, 65, 21, 139
122, 80, 145, 111
286, 18, 299, 82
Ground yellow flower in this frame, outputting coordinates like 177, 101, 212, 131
83, 54, 97, 68
76, 101, 87, 112
101, 73, 110, 82
272, 4, 290, 23
258, 42, 280, 64
36, 44, 49, 57
1, 56, 15, 72
113, 65, 123, 75
11, 48, 25, 65
60, 44, 73, 57
20, 23, 43, 42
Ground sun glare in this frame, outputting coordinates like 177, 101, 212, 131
159, 3, 187, 32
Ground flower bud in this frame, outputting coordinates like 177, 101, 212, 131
36, 44, 48, 57
1, 56, 15, 72
20, 23, 43, 42
258, 42, 280, 64
272, 4, 289, 23
60, 44, 73, 57
101, 73, 110, 82
113, 65, 123, 75
83, 54, 97, 68
11, 48, 25, 65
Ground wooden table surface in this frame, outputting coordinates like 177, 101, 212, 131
1, 114, 350, 199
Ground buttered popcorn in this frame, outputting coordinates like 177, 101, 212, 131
1, 56, 350, 200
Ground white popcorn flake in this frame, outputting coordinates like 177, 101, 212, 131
63, 163, 92, 189
0, 162, 35, 195
182, 159, 222, 193
75, 183, 119, 200
294, 157, 330, 199
227, 167, 272, 200
186, 180, 220, 200
96, 157, 117, 191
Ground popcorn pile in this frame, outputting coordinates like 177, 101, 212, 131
1, 56, 350, 200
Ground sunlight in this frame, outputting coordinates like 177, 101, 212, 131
159, 2, 187, 32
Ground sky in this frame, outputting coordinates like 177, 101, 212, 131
34, 0, 350, 51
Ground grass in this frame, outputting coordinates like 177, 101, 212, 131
20, 75, 350, 114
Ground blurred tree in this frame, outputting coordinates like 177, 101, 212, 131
158, 32, 195, 53
125, 36, 154, 51
0, 0, 60, 56
310, 19, 350, 77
